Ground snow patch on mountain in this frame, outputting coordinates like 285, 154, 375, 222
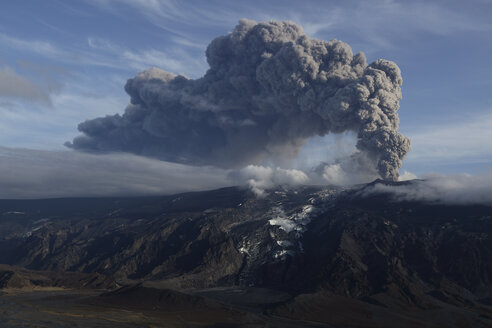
267, 188, 342, 259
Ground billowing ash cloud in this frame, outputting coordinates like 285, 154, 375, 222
67, 19, 410, 181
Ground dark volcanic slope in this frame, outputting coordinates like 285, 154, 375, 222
1, 182, 492, 327
0, 186, 326, 286
0, 264, 117, 290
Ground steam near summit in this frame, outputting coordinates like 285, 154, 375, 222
67, 19, 410, 181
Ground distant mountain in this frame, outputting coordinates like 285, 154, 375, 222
0, 181, 491, 327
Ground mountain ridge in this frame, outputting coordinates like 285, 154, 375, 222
0, 181, 491, 326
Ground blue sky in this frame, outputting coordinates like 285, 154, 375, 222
1, 0, 491, 187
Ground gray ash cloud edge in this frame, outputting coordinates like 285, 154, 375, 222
67, 19, 410, 181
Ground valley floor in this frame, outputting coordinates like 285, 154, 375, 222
1, 285, 492, 328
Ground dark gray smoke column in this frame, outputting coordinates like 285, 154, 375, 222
67, 19, 410, 181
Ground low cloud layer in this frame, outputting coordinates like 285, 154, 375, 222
360, 173, 492, 205
68, 19, 410, 181
2, 147, 491, 205
0, 147, 311, 199
0, 147, 230, 199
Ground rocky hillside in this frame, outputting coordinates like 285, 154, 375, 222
1, 181, 492, 326
0, 264, 117, 290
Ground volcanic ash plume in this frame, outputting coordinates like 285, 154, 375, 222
67, 19, 410, 181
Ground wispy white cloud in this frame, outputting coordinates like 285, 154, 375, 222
0, 33, 63, 57
285, 0, 492, 53
171, 36, 207, 50
0, 30, 205, 78
0, 86, 128, 150
87, 0, 492, 53
405, 111, 492, 164
88, 0, 240, 34
87, 36, 207, 77
121, 48, 206, 76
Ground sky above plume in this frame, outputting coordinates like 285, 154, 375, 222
0, 0, 491, 198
